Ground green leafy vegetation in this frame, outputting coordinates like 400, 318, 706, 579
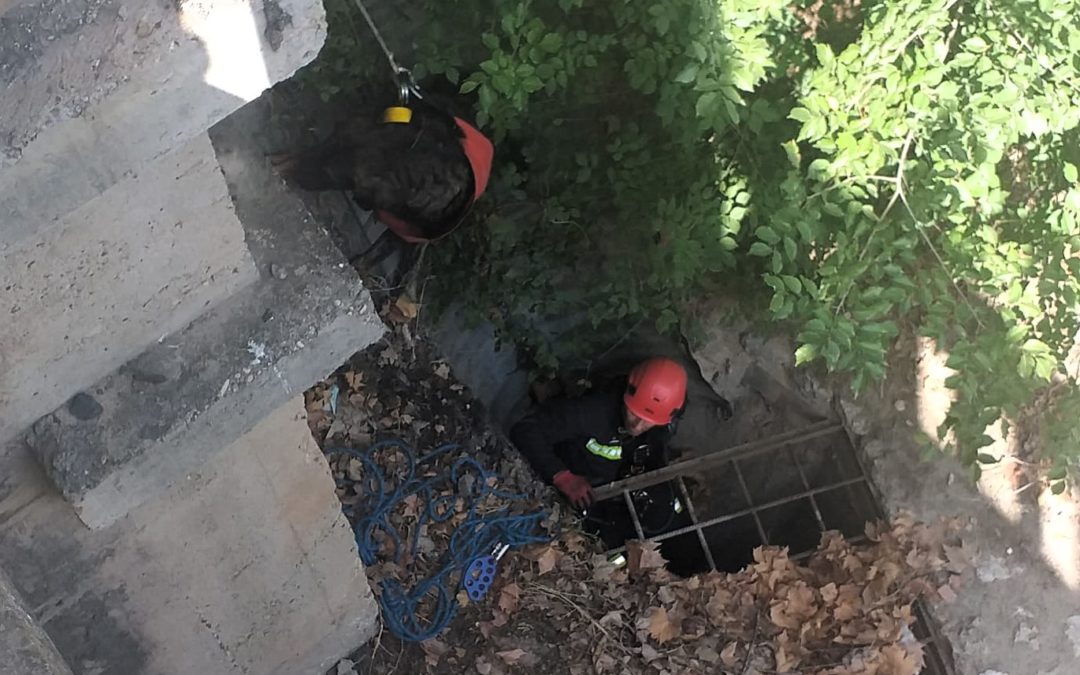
299, 0, 1080, 486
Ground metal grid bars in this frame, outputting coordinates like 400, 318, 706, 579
591, 420, 955, 675
593, 421, 862, 564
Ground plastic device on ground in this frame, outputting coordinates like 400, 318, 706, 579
463, 543, 509, 601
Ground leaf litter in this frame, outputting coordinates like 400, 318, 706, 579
309, 307, 969, 674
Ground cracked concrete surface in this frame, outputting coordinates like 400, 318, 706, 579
0, 0, 382, 672
1, 399, 377, 674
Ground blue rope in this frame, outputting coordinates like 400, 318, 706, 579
326, 439, 551, 642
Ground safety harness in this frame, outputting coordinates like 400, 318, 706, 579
377, 104, 494, 243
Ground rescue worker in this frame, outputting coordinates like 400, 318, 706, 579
510, 357, 689, 509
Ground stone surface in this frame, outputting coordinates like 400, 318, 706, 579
0, 1, 380, 671
432, 313, 742, 452
1, 0, 327, 241
433, 306, 532, 432
0, 399, 378, 675
0, 0, 329, 446
0, 568, 73, 675
23, 105, 386, 529
0, 134, 259, 446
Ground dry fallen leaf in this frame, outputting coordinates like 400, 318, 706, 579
498, 583, 521, 615
563, 532, 588, 553
394, 295, 420, 319
720, 641, 739, 667
696, 644, 721, 664
936, 583, 957, 603
705, 587, 733, 623
627, 539, 667, 576
401, 494, 421, 519
820, 582, 839, 603
876, 642, 923, 675
528, 545, 561, 575
594, 653, 618, 672
647, 606, 681, 644
420, 638, 449, 666
943, 543, 973, 575
496, 648, 527, 665
774, 644, 797, 673
598, 610, 623, 628
640, 642, 661, 662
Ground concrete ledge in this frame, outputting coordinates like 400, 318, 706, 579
1, 0, 327, 244
0, 133, 259, 446
0, 568, 73, 675
24, 110, 386, 528
0, 399, 378, 674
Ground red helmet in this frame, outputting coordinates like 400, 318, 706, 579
624, 357, 688, 425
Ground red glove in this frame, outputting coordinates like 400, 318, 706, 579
552, 470, 593, 509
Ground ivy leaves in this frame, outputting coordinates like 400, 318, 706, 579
766, 0, 1080, 477
303, 0, 1080, 487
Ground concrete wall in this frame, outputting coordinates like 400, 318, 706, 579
23, 110, 386, 529
0, 134, 258, 445
0, 0, 326, 446
1, 1, 387, 672
0, 399, 377, 675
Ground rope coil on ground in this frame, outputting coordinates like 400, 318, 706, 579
325, 440, 551, 641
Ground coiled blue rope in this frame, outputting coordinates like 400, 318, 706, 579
326, 439, 551, 642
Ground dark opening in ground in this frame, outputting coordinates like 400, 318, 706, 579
300, 323, 955, 674
585, 424, 879, 577
582, 422, 955, 674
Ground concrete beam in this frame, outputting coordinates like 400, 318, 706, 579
23, 115, 386, 528
0, 133, 259, 447
0, 399, 378, 674
1, 0, 327, 246
0, 0, 329, 446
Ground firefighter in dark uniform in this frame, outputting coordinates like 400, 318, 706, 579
510, 357, 689, 509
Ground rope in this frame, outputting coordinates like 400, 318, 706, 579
349, 0, 422, 102
326, 440, 551, 642
350, 0, 401, 77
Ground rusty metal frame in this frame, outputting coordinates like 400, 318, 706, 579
596, 420, 956, 675
592, 420, 842, 502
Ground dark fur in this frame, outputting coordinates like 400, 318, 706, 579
275, 99, 475, 240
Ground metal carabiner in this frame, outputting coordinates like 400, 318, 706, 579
396, 67, 424, 104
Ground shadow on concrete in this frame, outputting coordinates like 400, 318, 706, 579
0, 1, 347, 672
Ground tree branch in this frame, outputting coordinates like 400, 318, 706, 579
897, 190, 987, 329
834, 130, 915, 316
738, 604, 764, 675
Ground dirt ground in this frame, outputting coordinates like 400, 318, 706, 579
304, 313, 571, 675
689, 313, 1080, 675
841, 342, 1080, 675
299, 298, 964, 675
304, 279, 1080, 675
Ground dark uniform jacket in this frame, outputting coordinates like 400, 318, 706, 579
510, 390, 670, 487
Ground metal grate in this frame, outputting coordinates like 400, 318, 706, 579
592, 420, 956, 675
